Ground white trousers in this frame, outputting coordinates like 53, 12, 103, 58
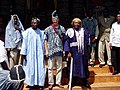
9, 48, 20, 69
89, 46, 95, 64
48, 56, 63, 85
98, 40, 111, 65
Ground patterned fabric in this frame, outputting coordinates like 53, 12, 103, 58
44, 25, 65, 58
0, 70, 23, 90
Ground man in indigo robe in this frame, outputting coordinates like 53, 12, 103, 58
64, 18, 90, 88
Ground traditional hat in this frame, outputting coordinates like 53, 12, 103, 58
71, 18, 82, 26
117, 11, 120, 16
118, 11, 120, 14
52, 10, 59, 18
32, 17, 40, 22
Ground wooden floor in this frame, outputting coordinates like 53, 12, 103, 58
23, 62, 120, 90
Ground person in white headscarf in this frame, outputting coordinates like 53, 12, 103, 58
5, 14, 24, 69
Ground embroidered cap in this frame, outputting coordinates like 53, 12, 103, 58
32, 17, 40, 23
52, 10, 59, 19
117, 11, 120, 14
117, 11, 120, 17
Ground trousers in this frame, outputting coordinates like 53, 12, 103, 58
48, 56, 63, 85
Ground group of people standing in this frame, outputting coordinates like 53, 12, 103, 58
82, 8, 120, 76
0, 7, 120, 90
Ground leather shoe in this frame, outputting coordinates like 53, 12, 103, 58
99, 64, 105, 68
112, 71, 119, 75
56, 84, 64, 88
83, 83, 91, 88
89, 64, 94, 67
108, 65, 112, 68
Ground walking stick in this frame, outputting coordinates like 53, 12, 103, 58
68, 57, 73, 90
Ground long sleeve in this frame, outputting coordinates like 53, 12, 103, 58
64, 40, 70, 51
109, 25, 114, 44
95, 19, 99, 39
109, 22, 120, 47
20, 31, 28, 55
0, 41, 9, 68
63, 28, 73, 52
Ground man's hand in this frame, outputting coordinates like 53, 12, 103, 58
1, 61, 10, 70
45, 50, 49, 57
91, 38, 96, 43
14, 25, 21, 33
109, 43, 112, 49
6, 48, 11, 52
67, 52, 71, 58
19, 55, 26, 65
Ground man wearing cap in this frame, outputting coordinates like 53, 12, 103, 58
44, 10, 66, 89
109, 11, 120, 75
64, 18, 90, 88
20, 17, 46, 89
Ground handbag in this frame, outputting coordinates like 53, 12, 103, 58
9, 65, 25, 81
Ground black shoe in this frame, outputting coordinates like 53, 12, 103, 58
108, 65, 112, 68
89, 64, 94, 67
112, 71, 119, 75
99, 64, 105, 68
82, 79, 91, 88
83, 83, 91, 88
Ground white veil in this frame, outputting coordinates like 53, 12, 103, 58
5, 14, 24, 49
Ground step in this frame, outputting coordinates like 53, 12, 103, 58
71, 82, 120, 90
24, 62, 120, 89
89, 73, 120, 83
61, 73, 120, 84
24, 82, 120, 90
44, 66, 120, 84
46, 61, 114, 74
66, 72, 120, 83
89, 65, 114, 73
50, 61, 114, 74
44, 71, 120, 86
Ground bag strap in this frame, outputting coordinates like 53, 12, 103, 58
51, 24, 62, 40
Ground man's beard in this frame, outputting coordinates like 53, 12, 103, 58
32, 27, 37, 30
118, 21, 120, 24
74, 25, 80, 30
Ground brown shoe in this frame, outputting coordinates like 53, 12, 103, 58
56, 84, 64, 88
